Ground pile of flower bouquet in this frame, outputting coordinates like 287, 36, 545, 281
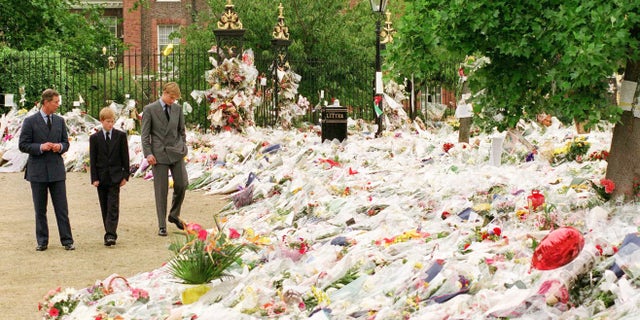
204, 49, 261, 132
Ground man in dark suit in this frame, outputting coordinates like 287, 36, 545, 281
18, 89, 75, 251
90, 107, 130, 246
141, 82, 188, 236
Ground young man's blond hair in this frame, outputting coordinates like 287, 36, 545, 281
163, 82, 181, 99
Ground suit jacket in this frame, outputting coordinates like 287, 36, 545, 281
141, 100, 187, 164
89, 129, 130, 186
18, 112, 69, 182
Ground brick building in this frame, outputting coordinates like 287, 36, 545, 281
77, 0, 210, 63
122, 0, 210, 56
75, 0, 211, 101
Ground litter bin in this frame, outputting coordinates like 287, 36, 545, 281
321, 104, 347, 142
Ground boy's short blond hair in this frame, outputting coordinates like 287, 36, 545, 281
99, 107, 116, 121
162, 82, 181, 99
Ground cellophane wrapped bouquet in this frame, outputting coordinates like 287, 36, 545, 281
205, 49, 261, 132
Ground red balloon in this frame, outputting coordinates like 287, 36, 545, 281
532, 226, 585, 270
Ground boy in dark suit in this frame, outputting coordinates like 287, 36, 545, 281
90, 107, 130, 246
19, 88, 75, 251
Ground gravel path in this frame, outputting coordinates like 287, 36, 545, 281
0, 172, 225, 319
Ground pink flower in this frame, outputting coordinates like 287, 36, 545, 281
197, 229, 208, 241
229, 228, 241, 239
48, 307, 59, 317
188, 223, 203, 233
600, 178, 615, 194
595, 244, 603, 255
131, 288, 149, 302
298, 242, 308, 254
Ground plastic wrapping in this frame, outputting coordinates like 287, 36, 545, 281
11, 108, 638, 319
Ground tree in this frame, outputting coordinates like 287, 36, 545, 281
0, 0, 116, 64
389, 0, 640, 199
607, 49, 640, 199
178, 0, 395, 116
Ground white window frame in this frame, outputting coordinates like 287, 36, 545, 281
157, 25, 181, 75
101, 16, 118, 39
158, 25, 181, 55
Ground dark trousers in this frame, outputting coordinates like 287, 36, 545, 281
152, 160, 188, 229
97, 183, 120, 241
30, 180, 73, 246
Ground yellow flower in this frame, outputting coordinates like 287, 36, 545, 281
515, 208, 528, 219
473, 203, 492, 213
162, 43, 174, 56
311, 286, 330, 305
245, 228, 271, 245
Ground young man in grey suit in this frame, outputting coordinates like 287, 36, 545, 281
141, 82, 188, 236
19, 89, 75, 251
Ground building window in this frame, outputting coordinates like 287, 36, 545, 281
101, 16, 119, 53
101, 16, 118, 39
100, 16, 118, 39
158, 25, 181, 55
158, 25, 181, 76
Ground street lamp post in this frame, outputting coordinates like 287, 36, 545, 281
370, 0, 387, 137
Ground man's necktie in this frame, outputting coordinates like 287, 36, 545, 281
165, 105, 170, 121
46, 115, 51, 130
106, 131, 111, 144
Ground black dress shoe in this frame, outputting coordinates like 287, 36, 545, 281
104, 238, 116, 246
36, 245, 48, 251
168, 215, 185, 230
158, 228, 167, 236
64, 244, 75, 251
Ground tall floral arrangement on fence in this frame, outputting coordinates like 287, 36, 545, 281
203, 49, 261, 133
382, 80, 410, 131
275, 65, 308, 129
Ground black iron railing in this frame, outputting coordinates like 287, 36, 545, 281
0, 50, 455, 129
